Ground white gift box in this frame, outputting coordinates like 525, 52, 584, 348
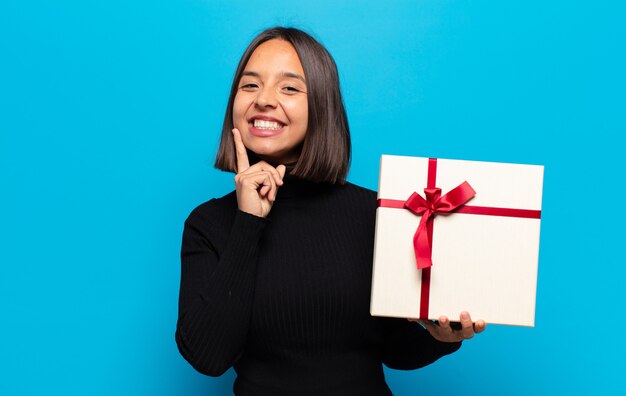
370, 155, 544, 327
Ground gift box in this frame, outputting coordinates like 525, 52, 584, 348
370, 155, 544, 327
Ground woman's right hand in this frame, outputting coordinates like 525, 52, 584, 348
232, 128, 286, 218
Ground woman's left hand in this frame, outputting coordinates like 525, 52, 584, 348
411, 311, 487, 343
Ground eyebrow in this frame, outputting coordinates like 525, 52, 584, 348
242, 70, 306, 83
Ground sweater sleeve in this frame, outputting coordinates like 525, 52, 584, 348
381, 317, 462, 370
175, 205, 268, 376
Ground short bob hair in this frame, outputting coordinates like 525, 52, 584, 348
214, 27, 351, 184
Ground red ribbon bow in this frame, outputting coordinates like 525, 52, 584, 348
404, 181, 476, 269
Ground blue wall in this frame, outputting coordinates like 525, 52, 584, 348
1, 0, 624, 394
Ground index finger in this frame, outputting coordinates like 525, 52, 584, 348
232, 128, 250, 173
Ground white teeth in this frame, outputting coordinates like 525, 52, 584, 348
253, 119, 283, 130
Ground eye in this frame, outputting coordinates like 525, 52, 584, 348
282, 86, 301, 94
240, 83, 258, 90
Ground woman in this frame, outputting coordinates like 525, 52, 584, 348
175, 26, 485, 395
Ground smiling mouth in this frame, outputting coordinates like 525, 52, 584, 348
252, 119, 285, 130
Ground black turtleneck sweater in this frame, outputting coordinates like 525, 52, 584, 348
175, 172, 461, 395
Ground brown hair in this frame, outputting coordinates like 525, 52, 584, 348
214, 27, 351, 184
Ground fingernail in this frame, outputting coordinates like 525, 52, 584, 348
461, 312, 469, 320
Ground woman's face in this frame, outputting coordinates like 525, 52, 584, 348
232, 39, 308, 165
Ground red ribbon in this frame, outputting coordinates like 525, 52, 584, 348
404, 182, 476, 269
376, 157, 542, 319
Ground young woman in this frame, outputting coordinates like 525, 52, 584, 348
176, 26, 486, 395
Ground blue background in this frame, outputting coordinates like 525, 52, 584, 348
1, 0, 624, 394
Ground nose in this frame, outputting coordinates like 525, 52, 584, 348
255, 86, 278, 108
